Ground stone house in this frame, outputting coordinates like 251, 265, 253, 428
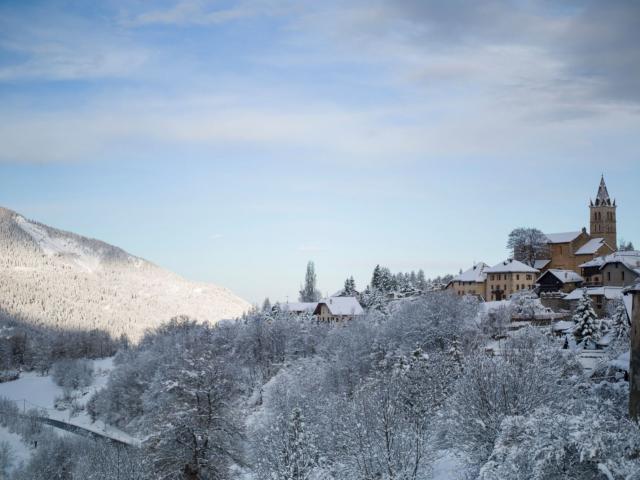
446, 262, 489, 299
485, 259, 539, 301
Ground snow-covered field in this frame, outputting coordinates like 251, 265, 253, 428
0, 357, 137, 471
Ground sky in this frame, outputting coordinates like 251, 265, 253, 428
0, 0, 639, 304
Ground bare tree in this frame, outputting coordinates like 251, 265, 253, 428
506, 228, 550, 266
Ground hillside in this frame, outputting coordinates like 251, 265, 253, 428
0, 207, 250, 340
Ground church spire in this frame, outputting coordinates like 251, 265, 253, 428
595, 175, 612, 206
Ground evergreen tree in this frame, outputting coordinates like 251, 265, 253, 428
371, 265, 383, 290
262, 298, 272, 313
342, 276, 357, 296
573, 290, 601, 347
611, 300, 631, 340
298, 262, 321, 303
416, 269, 426, 291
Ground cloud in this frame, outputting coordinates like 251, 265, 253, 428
210, 233, 223, 240
0, 8, 149, 81
124, 0, 291, 27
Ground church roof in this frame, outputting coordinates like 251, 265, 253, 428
591, 175, 614, 207
545, 231, 583, 244
575, 237, 610, 255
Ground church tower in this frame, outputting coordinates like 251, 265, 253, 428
590, 175, 617, 249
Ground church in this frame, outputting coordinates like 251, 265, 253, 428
447, 176, 621, 302
539, 176, 617, 275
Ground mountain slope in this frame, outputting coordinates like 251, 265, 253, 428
0, 207, 250, 340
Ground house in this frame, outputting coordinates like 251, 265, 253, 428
537, 269, 584, 294
564, 286, 624, 317
446, 262, 489, 299
623, 282, 640, 418
313, 297, 363, 322
580, 250, 640, 287
484, 259, 539, 301
280, 302, 318, 315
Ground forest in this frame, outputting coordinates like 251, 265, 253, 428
2, 291, 639, 479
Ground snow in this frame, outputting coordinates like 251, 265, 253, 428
316, 297, 364, 316
0, 357, 139, 447
545, 231, 582, 244
485, 258, 539, 274
432, 450, 467, 479
552, 320, 575, 332
564, 286, 624, 301
579, 250, 640, 270
0, 426, 30, 473
544, 269, 583, 284
280, 302, 318, 313
610, 351, 630, 372
534, 259, 550, 269
15, 215, 101, 273
575, 237, 607, 255
450, 262, 489, 283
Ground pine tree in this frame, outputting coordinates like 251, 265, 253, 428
298, 262, 321, 302
371, 265, 383, 290
611, 300, 630, 340
573, 290, 601, 347
342, 276, 357, 296
416, 269, 426, 291
262, 297, 272, 313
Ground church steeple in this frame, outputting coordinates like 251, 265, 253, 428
589, 175, 617, 249
592, 175, 614, 207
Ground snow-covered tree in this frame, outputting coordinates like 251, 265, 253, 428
261, 297, 272, 312
338, 276, 357, 297
619, 239, 635, 251
298, 261, 321, 302
573, 290, 601, 347
506, 227, 550, 267
611, 300, 631, 340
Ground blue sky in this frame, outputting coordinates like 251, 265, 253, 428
0, 0, 639, 303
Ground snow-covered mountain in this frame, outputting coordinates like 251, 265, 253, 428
0, 207, 250, 340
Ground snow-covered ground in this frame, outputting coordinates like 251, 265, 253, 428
0, 425, 30, 473
0, 356, 138, 470
432, 451, 467, 480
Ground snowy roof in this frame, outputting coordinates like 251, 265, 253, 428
534, 259, 550, 269
542, 269, 584, 284
564, 286, 624, 301
552, 320, 575, 332
545, 231, 582, 244
450, 262, 489, 283
579, 250, 640, 270
485, 259, 539, 274
280, 302, 318, 313
575, 237, 609, 255
314, 297, 364, 316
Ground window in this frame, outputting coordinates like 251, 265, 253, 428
607, 271, 611, 281
526, 274, 532, 280
516, 274, 520, 280
622, 271, 625, 281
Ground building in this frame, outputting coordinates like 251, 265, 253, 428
446, 262, 489, 299
580, 250, 640, 287
537, 269, 584, 294
590, 175, 617, 249
538, 177, 617, 274
280, 302, 318, 315
485, 259, 539, 301
564, 286, 624, 317
313, 297, 364, 322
